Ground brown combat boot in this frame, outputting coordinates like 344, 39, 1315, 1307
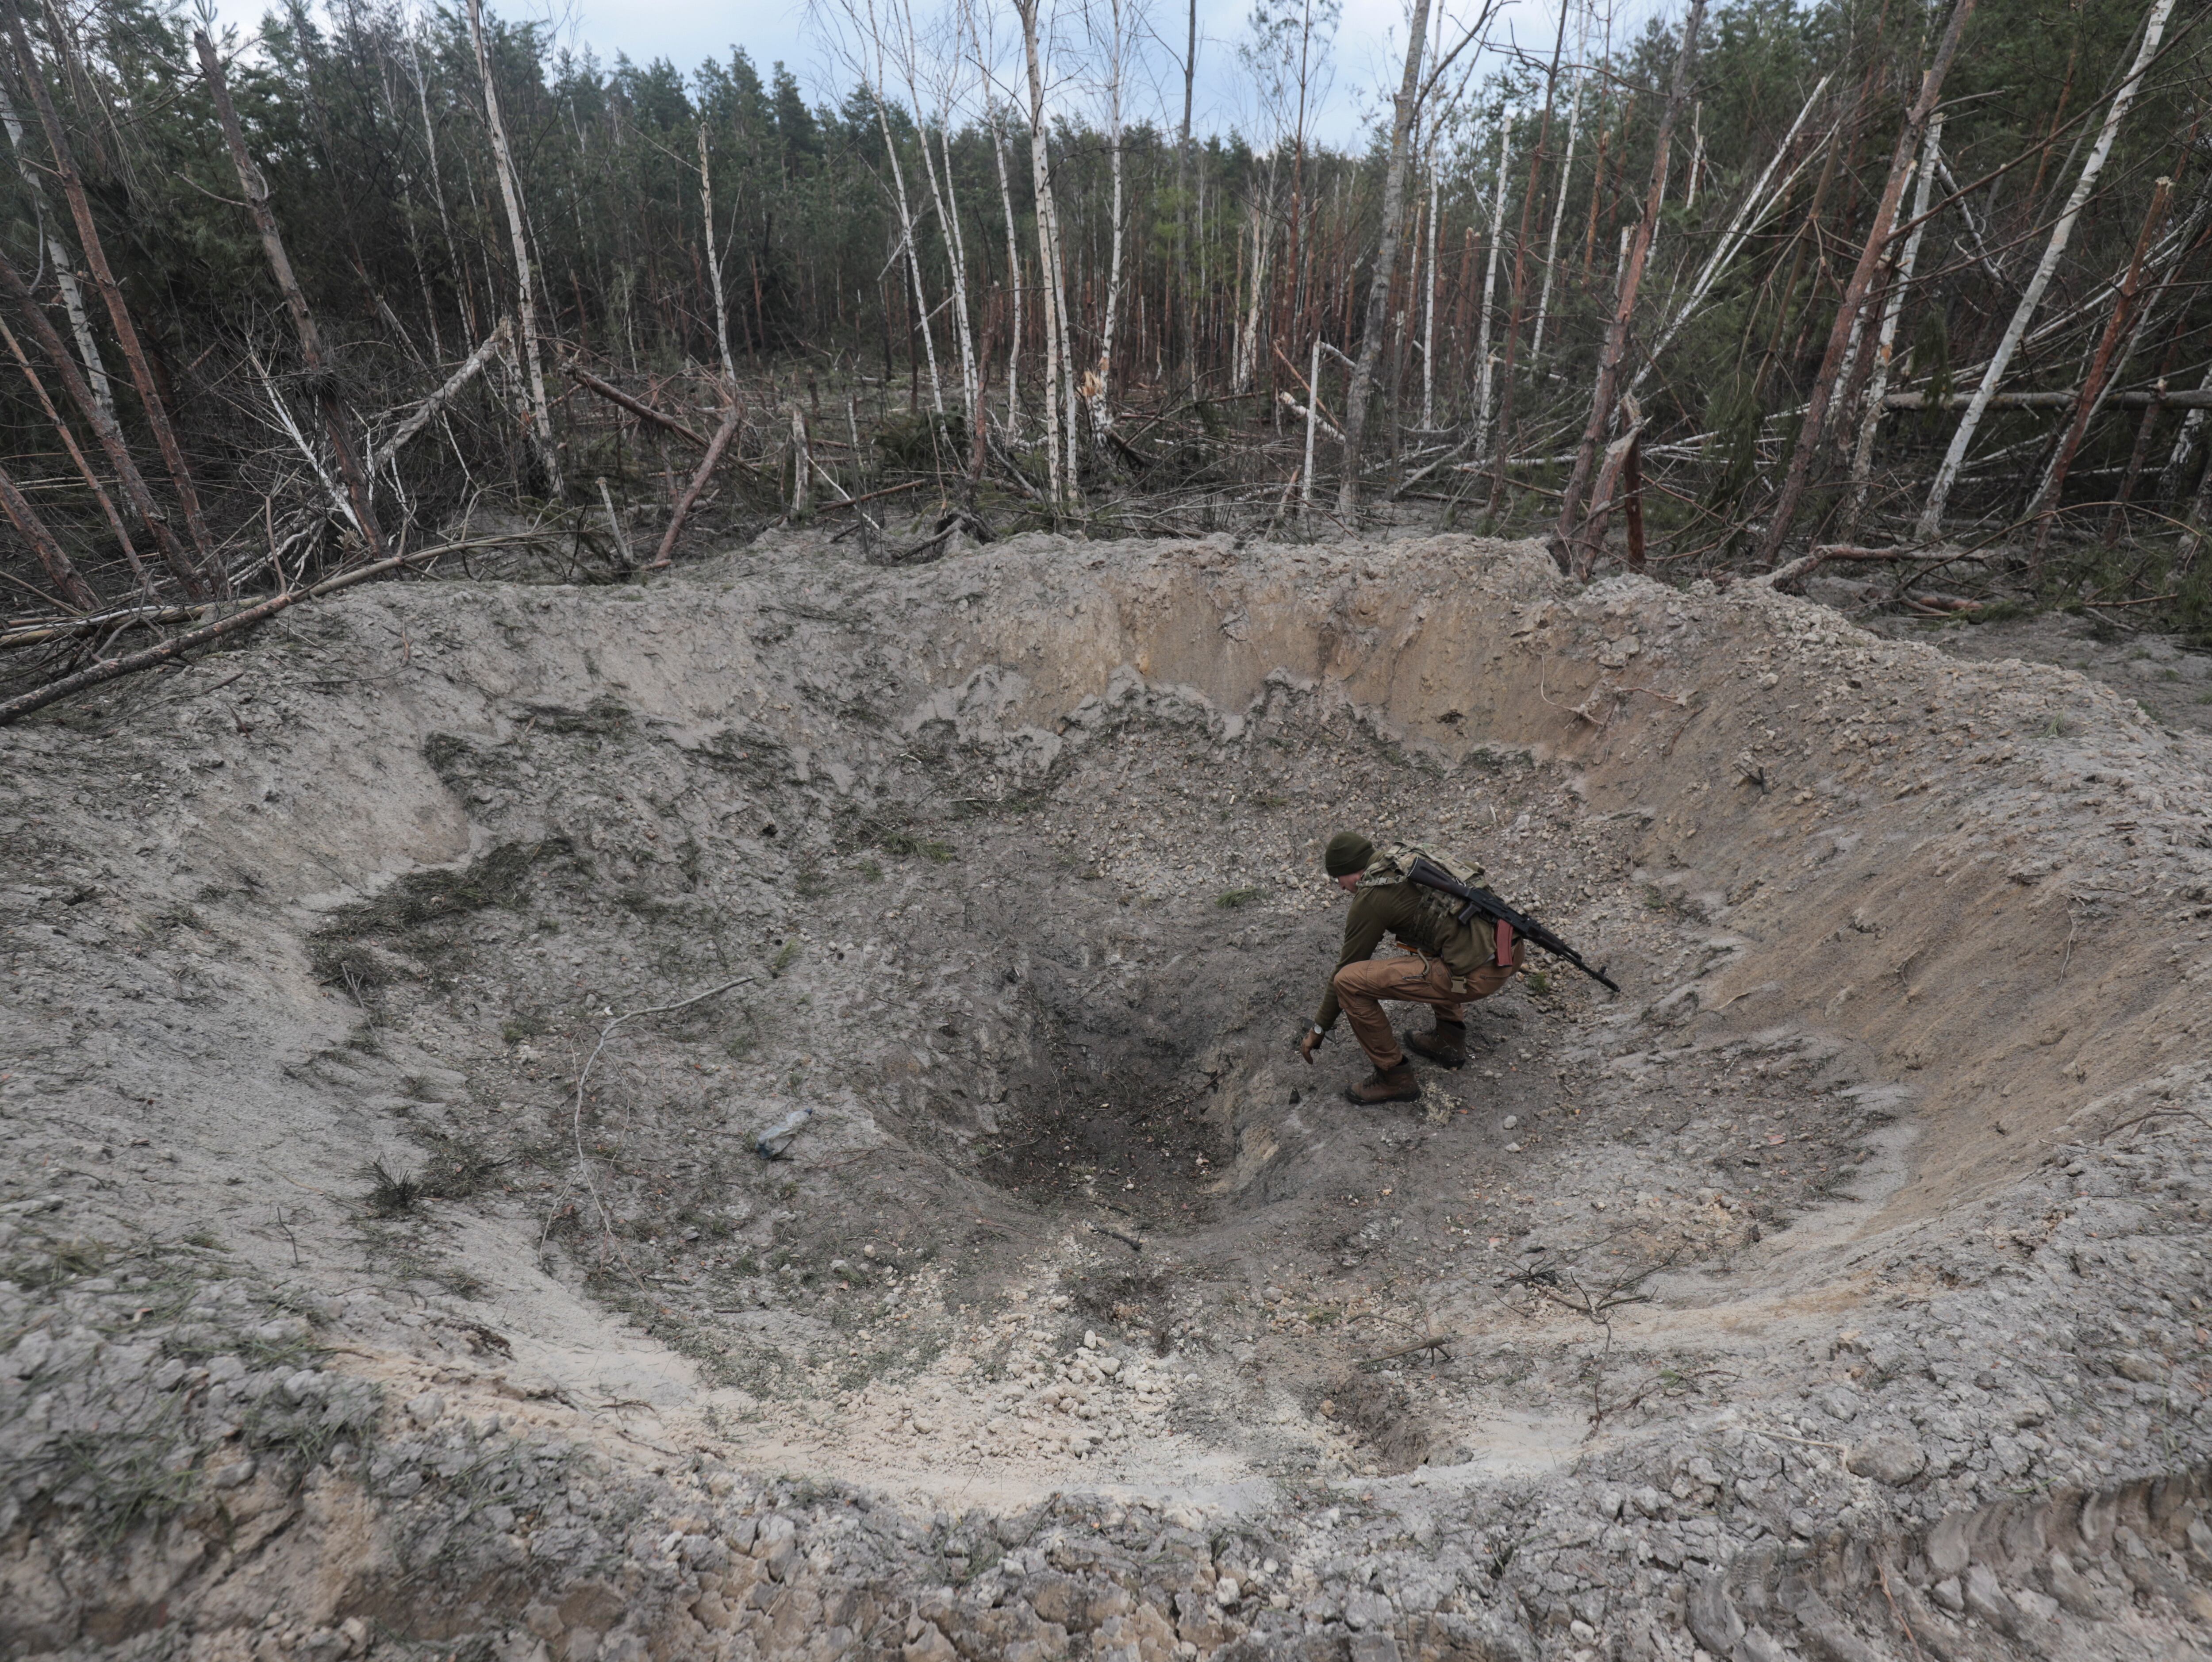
1404, 1017, 1468, 1069
1344, 1062, 1421, 1105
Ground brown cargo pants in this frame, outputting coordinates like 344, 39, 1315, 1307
1333, 941, 1525, 1070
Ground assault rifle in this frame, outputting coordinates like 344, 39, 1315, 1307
1405, 856, 1621, 995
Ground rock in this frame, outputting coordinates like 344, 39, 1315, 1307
1215, 1578, 1240, 1608
1686, 1571, 1744, 1656
903, 1622, 958, 1662
1405, 1611, 1537, 1662
2010, 1587, 2059, 1624
1928, 1578, 1963, 1613
1801, 1624, 1880, 1662
2041, 1553, 2113, 1620
1924, 1510, 1973, 1578
523, 1604, 564, 1639
1173, 1589, 1230, 1646
406, 1390, 446, 1424
1961, 1565, 2018, 1631
1736, 1627, 1789, 1662
2112, 1351, 2165, 1383
1343, 1591, 1394, 1632
1843, 1435, 1927, 1486
1351, 1636, 1403, 1662
209, 1457, 257, 1489
2009, 1395, 2052, 1428
2187, 1519, 2212, 1575
282, 1368, 326, 1403
1816, 1387, 1860, 1421
6, 1330, 53, 1378
690, 1592, 738, 1633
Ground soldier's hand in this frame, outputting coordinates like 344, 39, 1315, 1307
1298, 1026, 1322, 1065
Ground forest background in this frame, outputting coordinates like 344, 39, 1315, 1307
0, 0, 2208, 714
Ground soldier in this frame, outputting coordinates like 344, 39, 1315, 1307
1297, 831, 1526, 1104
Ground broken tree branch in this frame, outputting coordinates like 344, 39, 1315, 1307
651, 401, 741, 568
0, 536, 533, 725
378, 319, 513, 470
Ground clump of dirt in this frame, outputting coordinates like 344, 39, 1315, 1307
4, 529, 2212, 1660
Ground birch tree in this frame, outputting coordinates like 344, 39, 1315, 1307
465, 0, 562, 497
1529, 6, 1590, 362
1552, 0, 1703, 573
1472, 111, 1511, 461
5, 10, 222, 593
1843, 115, 1941, 537
698, 128, 737, 384
1085, 0, 1137, 443
1337, 0, 1435, 515
891, 0, 978, 426
1916, 0, 2174, 540
1015, 0, 1079, 505
0, 77, 109, 422
964, 1, 1023, 435
1754, 0, 1975, 563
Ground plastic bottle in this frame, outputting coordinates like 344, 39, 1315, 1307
755, 1107, 814, 1160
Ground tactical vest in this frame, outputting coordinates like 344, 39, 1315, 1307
1356, 843, 1489, 956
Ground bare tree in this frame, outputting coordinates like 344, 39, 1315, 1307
5, 10, 223, 594
0, 313, 141, 596
964, 0, 1025, 435
0, 246, 200, 592
1917, 0, 2172, 541
1529, 3, 1590, 362
698, 127, 737, 385
1085, 0, 1139, 443
195, 29, 386, 559
1551, 0, 1704, 575
1843, 114, 1942, 537
1015, 0, 1079, 505
891, 0, 978, 426
465, 0, 563, 496
0, 75, 109, 422
1755, 0, 1975, 563
1472, 109, 1511, 461
1339, 0, 1494, 516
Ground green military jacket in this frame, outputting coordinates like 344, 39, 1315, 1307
1313, 846, 1500, 1032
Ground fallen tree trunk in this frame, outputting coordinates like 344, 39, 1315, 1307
651, 403, 741, 568
0, 456, 97, 610
566, 365, 710, 448
1754, 0, 1977, 565
378, 320, 513, 469
0, 538, 526, 725
1881, 387, 2212, 410
7, 11, 223, 594
1756, 543, 1989, 590
1917, 0, 2178, 539
196, 29, 385, 560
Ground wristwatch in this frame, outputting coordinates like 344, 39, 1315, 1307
1309, 1023, 1325, 1037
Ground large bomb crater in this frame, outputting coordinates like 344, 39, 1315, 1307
5, 530, 2212, 1659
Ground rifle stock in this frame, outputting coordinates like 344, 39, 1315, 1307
1406, 858, 1621, 995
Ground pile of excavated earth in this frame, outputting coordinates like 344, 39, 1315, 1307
4, 528, 2212, 1662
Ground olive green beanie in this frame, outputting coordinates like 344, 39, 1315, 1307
1324, 831, 1375, 878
